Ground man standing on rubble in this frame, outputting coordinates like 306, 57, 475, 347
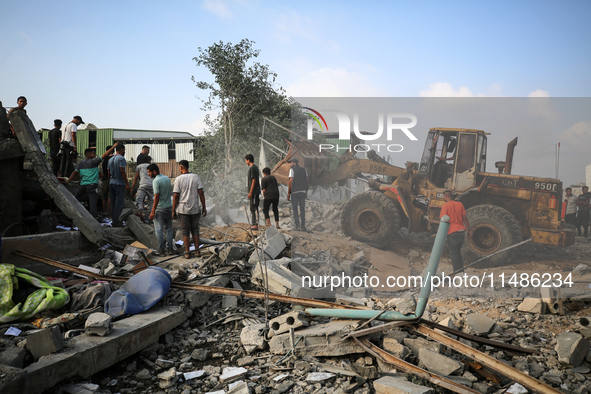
148, 163, 176, 256
576, 186, 591, 238
261, 167, 281, 229
108, 143, 131, 227
287, 158, 309, 232
564, 187, 577, 226
245, 154, 261, 230
172, 160, 207, 258
131, 155, 154, 222
66, 144, 118, 218
440, 190, 471, 274
48, 119, 62, 176
60, 115, 84, 177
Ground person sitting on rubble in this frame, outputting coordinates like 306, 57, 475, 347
66, 144, 118, 219
131, 155, 154, 223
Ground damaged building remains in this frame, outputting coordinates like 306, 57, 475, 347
1, 103, 591, 394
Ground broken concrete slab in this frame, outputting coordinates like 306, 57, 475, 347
220, 244, 249, 263
184, 274, 230, 309
240, 323, 266, 354
306, 372, 335, 383
268, 311, 311, 337
555, 332, 590, 367
220, 367, 248, 383
251, 257, 332, 298
126, 214, 159, 250
269, 320, 366, 357
465, 313, 496, 336
227, 380, 250, 394
0, 347, 28, 368
418, 348, 463, 376
85, 312, 113, 337
517, 298, 545, 314
403, 337, 442, 358
373, 376, 434, 394
26, 326, 64, 360
19, 306, 186, 394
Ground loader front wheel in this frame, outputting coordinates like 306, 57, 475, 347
341, 191, 401, 248
461, 204, 523, 267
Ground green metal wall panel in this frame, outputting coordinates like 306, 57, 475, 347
96, 129, 114, 154
77, 129, 89, 153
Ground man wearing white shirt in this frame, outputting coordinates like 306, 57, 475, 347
60, 115, 84, 177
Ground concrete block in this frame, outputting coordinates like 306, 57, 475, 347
418, 348, 462, 376
403, 338, 442, 358
240, 323, 266, 354
373, 376, 433, 394
466, 313, 496, 336
222, 295, 239, 309
268, 311, 311, 337
555, 332, 590, 367
383, 337, 410, 359
119, 208, 134, 221
183, 370, 206, 380
384, 330, 408, 344
393, 295, 417, 315
517, 298, 545, 314
85, 312, 113, 336
0, 346, 28, 368
261, 226, 286, 259
0, 364, 28, 394
26, 326, 64, 360
269, 320, 366, 357
157, 367, 178, 389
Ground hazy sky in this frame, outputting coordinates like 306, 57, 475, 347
2, 1, 590, 184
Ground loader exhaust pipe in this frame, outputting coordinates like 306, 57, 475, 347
504, 137, 518, 175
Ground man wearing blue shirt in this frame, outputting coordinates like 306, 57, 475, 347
148, 163, 175, 256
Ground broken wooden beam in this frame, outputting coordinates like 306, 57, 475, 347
353, 337, 479, 394
412, 324, 561, 394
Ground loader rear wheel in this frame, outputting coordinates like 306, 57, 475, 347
461, 204, 523, 267
341, 191, 401, 248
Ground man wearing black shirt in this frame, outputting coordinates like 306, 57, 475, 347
137, 145, 150, 165
261, 167, 280, 229
48, 119, 62, 176
245, 154, 261, 230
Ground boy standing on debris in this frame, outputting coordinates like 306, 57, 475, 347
287, 158, 309, 232
564, 187, 577, 226
132, 155, 154, 222
66, 144, 118, 218
261, 167, 280, 229
245, 154, 261, 230
172, 160, 207, 258
148, 163, 176, 256
440, 190, 471, 273
108, 143, 131, 227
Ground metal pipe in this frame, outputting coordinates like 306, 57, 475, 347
305, 216, 450, 321
504, 137, 518, 175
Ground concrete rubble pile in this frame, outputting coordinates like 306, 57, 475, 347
1, 216, 591, 394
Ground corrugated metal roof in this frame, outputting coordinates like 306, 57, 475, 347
113, 129, 195, 140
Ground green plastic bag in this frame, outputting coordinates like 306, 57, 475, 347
0, 264, 70, 323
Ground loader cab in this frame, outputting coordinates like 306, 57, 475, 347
418, 128, 487, 191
